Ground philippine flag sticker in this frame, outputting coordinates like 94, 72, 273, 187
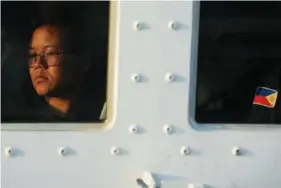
253, 87, 278, 108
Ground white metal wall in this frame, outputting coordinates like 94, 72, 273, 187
2, 2, 281, 188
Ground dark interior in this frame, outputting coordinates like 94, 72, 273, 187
195, 2, 281, 123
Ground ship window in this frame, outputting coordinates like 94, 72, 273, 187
1, 1, 115, 129
195, 2, 281, 124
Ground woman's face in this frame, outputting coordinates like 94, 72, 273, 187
28, 25, 77, 96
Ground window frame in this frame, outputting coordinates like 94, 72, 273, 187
1, 1, 117, 131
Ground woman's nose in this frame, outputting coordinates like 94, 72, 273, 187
33, 55, 47, 68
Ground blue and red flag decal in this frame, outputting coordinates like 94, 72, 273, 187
253, 87, 278, 108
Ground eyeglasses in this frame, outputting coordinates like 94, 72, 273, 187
28, 51, 68, 68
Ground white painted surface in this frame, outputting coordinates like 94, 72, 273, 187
2, 2, 281, 188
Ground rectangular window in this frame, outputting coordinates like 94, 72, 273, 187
1, 1, 116, 130
195, 2, 281, 124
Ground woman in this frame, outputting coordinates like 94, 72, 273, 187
22, 20, 105, 122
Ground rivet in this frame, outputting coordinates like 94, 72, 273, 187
129, 124, 138, 134
168, 20, 177, 30
165, 73, 175, 82
131, 74, 141, 82
133, 21, 142, 30
58, 147, 68, 156
180, 146, 190, 155
232, 146, 241, 156
110, 147, 120, 155
163, 124, 173, 135
5, 147, 13, 157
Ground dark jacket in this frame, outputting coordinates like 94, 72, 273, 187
2, 90, 105, 123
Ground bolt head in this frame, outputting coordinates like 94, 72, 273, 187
58, 147, 68, 156
5, 147, 13, 157
131, 74, 141, 82
129, 125, 138, 134
165, 73, 175, 82
180, 146, 190, 155
232, 146, 241, 156
163, 124, 173, 135
168, 21, 178, 30
110, 147, 120, 155
133, 21, 142, 30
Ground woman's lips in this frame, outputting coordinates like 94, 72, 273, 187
35, 76, 48, 84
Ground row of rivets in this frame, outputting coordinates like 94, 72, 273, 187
110, 146, 243, 156
129, 124, 174, 135
4, 146, 242, 157
132, 73, 176, 83
133, 20, 179, 31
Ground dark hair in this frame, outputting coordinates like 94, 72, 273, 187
31, 2, 92, 52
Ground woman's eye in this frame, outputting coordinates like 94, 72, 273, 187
45, 51, 56, 56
